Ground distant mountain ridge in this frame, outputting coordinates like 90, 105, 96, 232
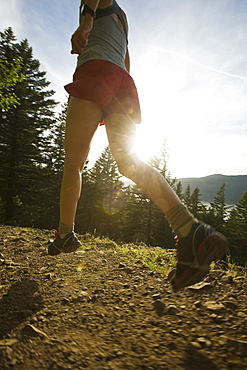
178, 174, 247, 205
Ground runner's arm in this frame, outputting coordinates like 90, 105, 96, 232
71, 0, 101, 55
121, 9, 130, 72
125, 48, 130, 73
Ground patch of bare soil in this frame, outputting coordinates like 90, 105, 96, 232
0, 225, 246, 370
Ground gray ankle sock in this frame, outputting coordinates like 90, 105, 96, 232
166, 203, 197, 238
59, 221, 74, 239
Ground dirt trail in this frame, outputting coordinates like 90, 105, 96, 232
0, 225, 246, 370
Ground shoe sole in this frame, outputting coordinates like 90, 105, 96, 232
63, 242, 81, 253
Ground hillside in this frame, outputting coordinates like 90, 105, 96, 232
178, 174, 247, 205
0, 226, 246, 370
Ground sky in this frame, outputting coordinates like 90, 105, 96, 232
1, 0, 247, 178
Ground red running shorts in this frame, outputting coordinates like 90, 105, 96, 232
64, 60, 142, 125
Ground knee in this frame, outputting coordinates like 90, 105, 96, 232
64, 156, 85, 174
117, 162, 135, 179
116, 156, 144, 180
118, 159, 152, 185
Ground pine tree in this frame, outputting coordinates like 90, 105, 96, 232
36, 103, 67, 228
0, 56, 24, 110
0, 28, 57, 225
174, 180, 183, 199
76, 147, 124, 237
124, 184, 150, 244
181, 184, 207, 221
235, 190, 247, 235
226, 191, 247, 265
190, 187, 206, 219
207, 183, 228, 232
183, 184, 191, 209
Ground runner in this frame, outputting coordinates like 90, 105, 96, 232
48, 0, 229, 291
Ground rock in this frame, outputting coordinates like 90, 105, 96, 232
30, 317, 38, 324
166, 304, 179, 315
194, 300, 202, 308
170, 329, 180, 336
222, 274, 234, 284
75, 250, 86, 254
22, 324, 49, 339
190, 341, 201, 349
153, 300, 165, 316
188, 281, 212, 291
152, 293, 162, 300
121, 267, 133, 274
34, 243, 42, 248
222, 300, 238, 310
204, 301, 226, 312
0, 339, 18, 347
197, 337, 212, 347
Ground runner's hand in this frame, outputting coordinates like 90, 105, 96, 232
71, 16, 93, 54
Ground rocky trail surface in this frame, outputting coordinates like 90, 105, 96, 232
0, 225, 246, 370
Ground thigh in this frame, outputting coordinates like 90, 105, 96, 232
104, 113, 138, 168
65, 97, 103, 166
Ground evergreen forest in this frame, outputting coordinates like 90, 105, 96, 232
1, 28, 246, 266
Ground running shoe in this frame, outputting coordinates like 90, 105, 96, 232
48, 230, 81, 256
168, 222, 229, 291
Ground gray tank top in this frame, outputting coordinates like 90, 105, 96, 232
77, 13, 127, 70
